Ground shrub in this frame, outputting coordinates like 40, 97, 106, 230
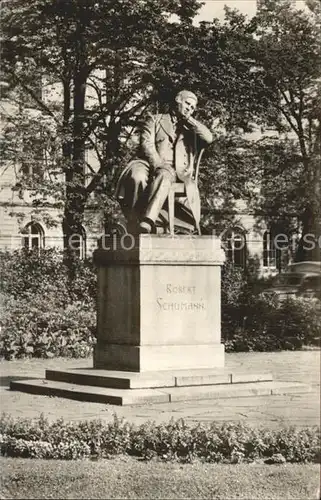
224, 295, 321, 352
272, 297, 321, 348
0, 248, 97, 307
0, 414, 319, 463
221, 263, 276, 341
221, 262, 247, 309
191, 422, 270, 464
221, 263, 248, 337
130, 419, 196, 462
0, 248, 97, 360
0, 294, 96, 359
0, 248, 65, 300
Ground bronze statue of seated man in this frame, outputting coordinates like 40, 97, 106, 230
115, 90, 213, 234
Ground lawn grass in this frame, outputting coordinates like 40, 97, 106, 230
1, 457, 319, 499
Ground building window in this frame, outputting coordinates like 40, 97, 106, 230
263, 231, 279, 268
71, 227, 86, 259
20, 132, 44, 179
20, 159, 42, 178
223, 227, 246, 268
21, 222, 45, 251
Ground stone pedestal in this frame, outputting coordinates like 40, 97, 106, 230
93, 235, 226, 372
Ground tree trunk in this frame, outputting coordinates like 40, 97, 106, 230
296, 121, 321, 262
62, 72, 87, 278
62, 22, 88, 278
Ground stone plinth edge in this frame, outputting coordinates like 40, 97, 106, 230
94, 235, 226, 266
94, 343, 225, 372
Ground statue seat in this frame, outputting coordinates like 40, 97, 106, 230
167, 148, 204, 235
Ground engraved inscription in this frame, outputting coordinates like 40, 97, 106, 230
157, 298, 206, 311
157, 283, 206, 312
166, 284, 196, 294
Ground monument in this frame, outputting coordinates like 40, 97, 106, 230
93, 89, 225, 374
10, 90, 311, 404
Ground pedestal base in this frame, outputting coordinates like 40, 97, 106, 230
94, 343, 225, 372
10, 367, 311, 406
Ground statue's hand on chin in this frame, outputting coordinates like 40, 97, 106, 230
177, 112, 193, 131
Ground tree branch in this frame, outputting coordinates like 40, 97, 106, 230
7, 69, 61, 125
277, 100, 300, 137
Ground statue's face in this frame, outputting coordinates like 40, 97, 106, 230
176, 96, 197, 119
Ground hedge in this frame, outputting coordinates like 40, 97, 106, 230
223, 295, 321, 352
0, 248, 96, 306
221, 262, 321, 351
0, 249, 96, 360
0, 294, 96, 360
0, 414, 319, 463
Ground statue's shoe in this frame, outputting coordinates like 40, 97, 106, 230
139, 218, 156, 234
139, 222, 151, 234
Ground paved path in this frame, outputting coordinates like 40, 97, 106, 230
0, 350, 319, 428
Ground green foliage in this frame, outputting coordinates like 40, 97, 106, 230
0, 249, 97, 360
0, 248, 96, 306
223, 294, 321, 352
0, 414, 319, 463
221, 261, 247, 306
1, 0, 205, 248
221, 263, 321, 352
129, 419, 196, 462
252, 0, 321, 259
199, 2, 321, 259
2, 0, 320, 261
0, 295, 96, 360
271, 297, 321, 348
221, 262, 248, 338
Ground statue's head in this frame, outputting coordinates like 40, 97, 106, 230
175, 90, 198, 119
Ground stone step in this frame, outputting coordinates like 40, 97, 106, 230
10, 379, 311, 406
45, 368, 273, 390
10, 379, 168, 405
160, 381, 312, 402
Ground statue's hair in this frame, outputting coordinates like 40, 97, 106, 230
175, 90, 198, 104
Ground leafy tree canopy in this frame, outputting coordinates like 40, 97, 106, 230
1, 0, 320, 261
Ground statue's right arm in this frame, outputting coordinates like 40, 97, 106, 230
140, 114, 163, 170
